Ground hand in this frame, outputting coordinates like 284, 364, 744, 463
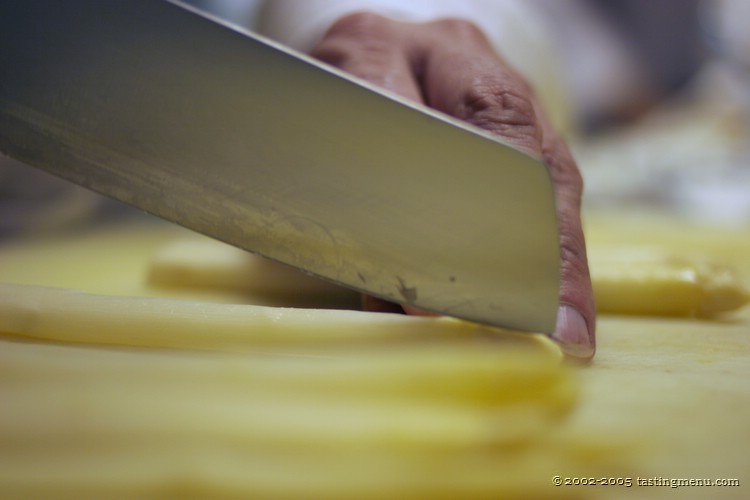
311, 13, 596, 361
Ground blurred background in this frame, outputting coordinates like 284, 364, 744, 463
2, 0, 748, 237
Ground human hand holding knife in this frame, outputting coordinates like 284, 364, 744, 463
313, 13, 595, 360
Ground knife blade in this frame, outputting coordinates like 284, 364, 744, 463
0, 0, 559, 332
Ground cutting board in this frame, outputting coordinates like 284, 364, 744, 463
0, 211, 748, 499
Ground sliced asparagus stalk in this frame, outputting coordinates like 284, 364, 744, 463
590, 248, 749, 317
0, 283, 487, 350
0, 335, 571, 412
148, 238, 749, 318
147, 238, 360, 308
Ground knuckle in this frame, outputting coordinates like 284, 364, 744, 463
559, 230, 588, 275
557, 225, 594, 307
542, 134, 584, 197
309, 40, 346, 66
325, 11, 393, 40
429, 18, 488, 45
312, 12, 399, 72
457, 78, 541, 147
467, 84, 536, 127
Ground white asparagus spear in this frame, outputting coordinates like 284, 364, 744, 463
589, 248, 749, 317
149, 238, 749, 318
0, 283, 488, 350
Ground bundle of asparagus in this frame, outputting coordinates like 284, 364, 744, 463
0, 282, 589, 498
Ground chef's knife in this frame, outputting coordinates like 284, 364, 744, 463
0, 0, 559, 332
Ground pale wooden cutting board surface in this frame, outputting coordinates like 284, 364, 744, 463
1, 212, 748, 498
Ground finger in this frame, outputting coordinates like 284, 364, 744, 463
311, 13, 424, 315
415, 20, 543, 157
310, 12, 423, 103
536, 113, 596, 361
361, 295, 406, 314
417, 21, 595, 360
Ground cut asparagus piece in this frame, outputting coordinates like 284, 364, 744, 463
147, 238, 360, 308
0, 333, 582, 499
0, 283, 482, 350
589, 248, 749, 317
0, 283, 565, 351
148, 238, 749, 318
0, 328, 570, 412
